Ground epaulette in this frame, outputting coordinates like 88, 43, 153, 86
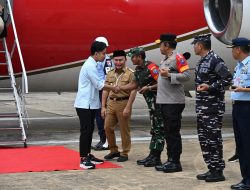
127, 67, 134, 72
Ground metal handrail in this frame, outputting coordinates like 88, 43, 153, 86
6, 0, 28, 93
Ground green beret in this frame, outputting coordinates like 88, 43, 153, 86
127, 47, 145, 57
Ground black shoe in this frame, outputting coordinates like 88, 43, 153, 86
88, 154, 104, 164
205, 171, 225, 182
137, 154, 154, 165
144, 156, 162, 167
104, 152, 120, 160
163, 162, 182, 173
196, 170, 212, 180
231, 182, 246, 189
94, 142, 109, 151
228, 154, 239, 162
231, 183, 250, 190
155, 161, 171, 171
80, 157, 95, 169
117, 156, 128, 162
91, 141, 103, 150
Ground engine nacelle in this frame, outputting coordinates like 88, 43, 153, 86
204, 0, 250, 45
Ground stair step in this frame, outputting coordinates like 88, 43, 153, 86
0, 50, 6, 53
0, 141, 27, 147
0, 75, 10, 79
0, 99, 15, 102
0, 113, 19, 117
0, 87, 12, 91
0, 127, 22, 130
0, 63, 7, 65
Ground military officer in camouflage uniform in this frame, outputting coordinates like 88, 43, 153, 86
118, 47, 165, 167
192, 34, 232, 182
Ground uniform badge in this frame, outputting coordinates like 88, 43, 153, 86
180, 59, 185, 64
153, 69, 158, 74
106, 60, 112, 67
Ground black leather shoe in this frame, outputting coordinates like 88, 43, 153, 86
228, 154, 239, 162
104, 152, 120, 160
238, 184, 250, 190
163, 162, 182, 173
196, 170, 212, 180
155, 161, 171, 171
205, 170, 225, 182
117, 155, 128, 162
231, 182, 246, 189
144, 156, 162, 167
137, 154, 154, 165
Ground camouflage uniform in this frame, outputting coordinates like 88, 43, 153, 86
134, 61, 165, 152
195, 50, 232, 171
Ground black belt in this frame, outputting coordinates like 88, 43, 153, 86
232, 100, 250, 105
109, 97, 129, 101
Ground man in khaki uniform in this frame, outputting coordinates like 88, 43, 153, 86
101, 50, 137, 162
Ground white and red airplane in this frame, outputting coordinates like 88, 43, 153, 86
0, 0, 249, 92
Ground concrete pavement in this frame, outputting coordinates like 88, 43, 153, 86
0, 92, 240, 190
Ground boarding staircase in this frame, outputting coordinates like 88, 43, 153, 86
0, 0, 29, 148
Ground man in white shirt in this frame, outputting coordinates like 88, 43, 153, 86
74, 41, 115, 169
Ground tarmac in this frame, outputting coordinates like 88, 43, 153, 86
0, 92, 241, 190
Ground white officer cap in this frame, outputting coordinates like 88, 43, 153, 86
95, 36, 109, 47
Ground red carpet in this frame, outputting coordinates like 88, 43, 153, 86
0, 146, 121, 174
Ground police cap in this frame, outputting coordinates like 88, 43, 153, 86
227, 37, 250, 48
127, 47, 145, 57
191, 34, 211, 44
155, 33, 177, 44
113, 50, 126, 57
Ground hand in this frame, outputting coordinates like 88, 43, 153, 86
113, 85, 121, 93
229, 86, 236, 91
138, 86, 149, 94
234, 86, 244, 92
123, 107, 131, 119
101, 107, 106, 119
197, 84, 209, 91
159, 68, 169, 77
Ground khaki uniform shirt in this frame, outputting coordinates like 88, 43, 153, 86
105, 66, 134, 98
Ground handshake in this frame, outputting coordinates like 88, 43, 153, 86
112, 85, 123, 93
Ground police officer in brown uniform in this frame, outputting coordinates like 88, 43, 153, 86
101, 50, 137, 162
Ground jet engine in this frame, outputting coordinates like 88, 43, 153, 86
204, 0, 250, 45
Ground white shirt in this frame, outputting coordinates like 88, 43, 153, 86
74, 56, 105, 109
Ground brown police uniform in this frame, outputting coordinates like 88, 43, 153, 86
104, 66, 134, 157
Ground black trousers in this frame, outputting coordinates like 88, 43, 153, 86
76, 108, 96, 157
161, 104, 185, 163
233, 101, 250, 184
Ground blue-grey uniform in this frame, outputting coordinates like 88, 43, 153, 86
195, 50, 232, 172
231, 55, 250, 185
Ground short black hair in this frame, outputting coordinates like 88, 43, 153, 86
90, 41, 106, 55
164, 41, 177, 49
197, 41, 211, 50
